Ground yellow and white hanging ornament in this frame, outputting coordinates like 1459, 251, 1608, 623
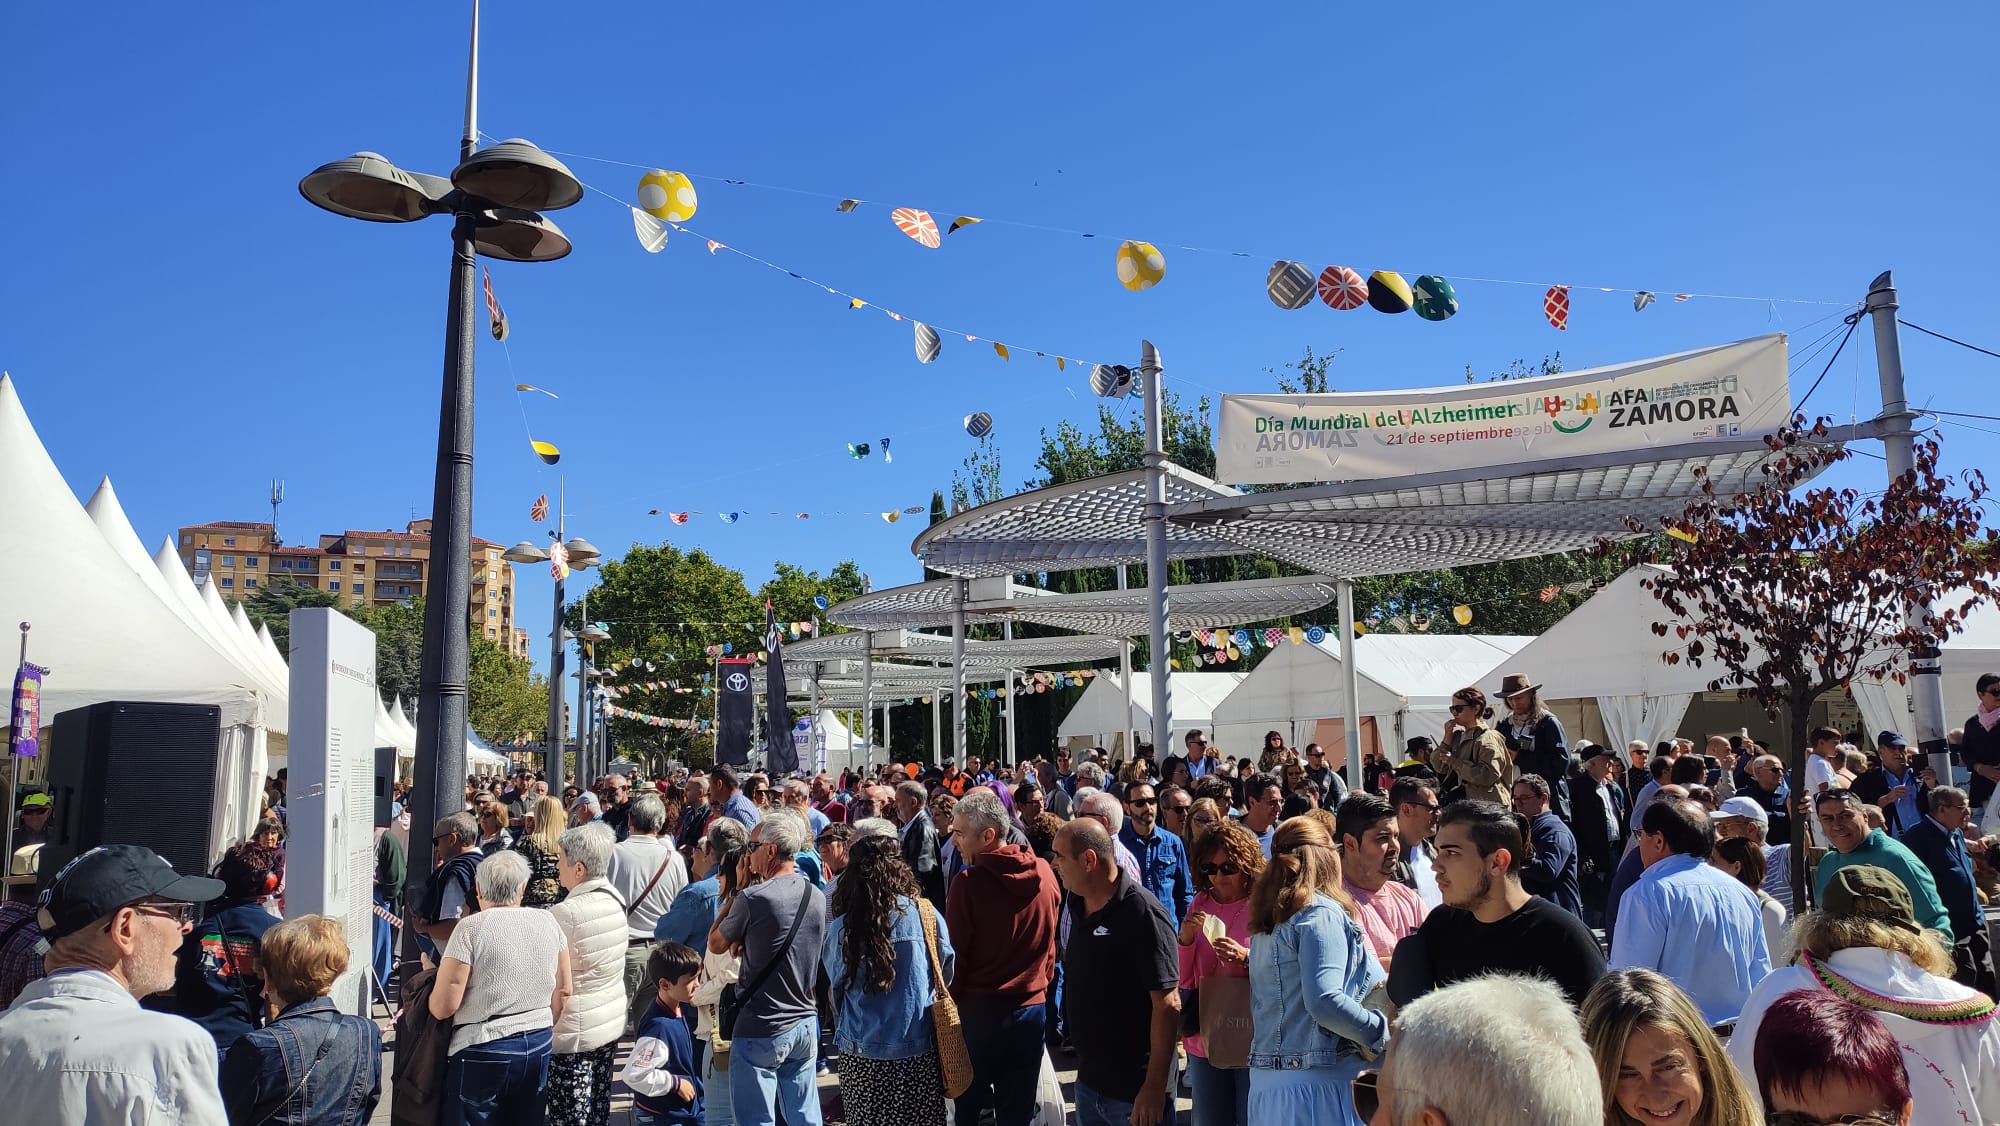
637, 169, 699, 223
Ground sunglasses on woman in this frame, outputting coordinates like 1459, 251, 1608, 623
1197, 862, 1241, 878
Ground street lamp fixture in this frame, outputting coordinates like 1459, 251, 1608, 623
563, 538, 602, 568
502, 541, 549, 564
296, 5, 580, 980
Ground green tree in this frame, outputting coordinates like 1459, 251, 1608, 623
241, 579, 342, 657
758, 561, 867, 628
468, 634, 547, 744
348, 599, 426, 703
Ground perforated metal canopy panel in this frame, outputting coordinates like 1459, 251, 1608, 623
912, 465, 1246, 578
784, 630, 1123, 668
826, 575, 1339, 634
910, 431, 1849, 581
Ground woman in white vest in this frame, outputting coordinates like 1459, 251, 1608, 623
546, 823, 630, 1126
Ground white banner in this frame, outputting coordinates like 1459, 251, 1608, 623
1215, 334, 1790, 485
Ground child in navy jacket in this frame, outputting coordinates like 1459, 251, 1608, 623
621, 943, 704, 1126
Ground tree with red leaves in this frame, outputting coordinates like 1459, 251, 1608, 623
1628, 417, 1997, 906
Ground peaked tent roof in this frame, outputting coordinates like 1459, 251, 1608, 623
1057, 671, 1247, 744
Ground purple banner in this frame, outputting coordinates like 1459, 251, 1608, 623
10, 663, 45, 757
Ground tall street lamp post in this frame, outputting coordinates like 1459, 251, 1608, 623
297, 2, 581, 928
504, 516, 599, 796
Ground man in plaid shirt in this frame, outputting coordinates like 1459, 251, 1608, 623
0, 843, 45, 1007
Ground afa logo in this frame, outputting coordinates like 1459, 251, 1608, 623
725, 672, 750, 693
1542, 391, 1600, 434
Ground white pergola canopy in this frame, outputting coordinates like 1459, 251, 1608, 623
827, 575, 1340, 635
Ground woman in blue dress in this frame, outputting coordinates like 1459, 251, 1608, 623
1245, 816, 1389, 1126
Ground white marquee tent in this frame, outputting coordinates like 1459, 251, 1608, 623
1502, 564, 2000, 751
1209, 634, 1531, 761
1057, 672, 1247, 756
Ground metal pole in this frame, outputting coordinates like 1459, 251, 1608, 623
401, 0, 483, 995
809, 670, 821, 775
883, 700, 894, 769
953, 579, 968, 765
544, 481, 567, 797
930, 690, 941, 768
1337, 580, 1365, 793
1139, 341, 1173, 764
861, 633, 874, 774
1864, 272, 1950, 761
1118, 565, 1135, 758
575, 648, 590, 790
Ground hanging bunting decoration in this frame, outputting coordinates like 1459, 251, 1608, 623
1267, 260, 1316, 310
992, 342, 1010, 361
1263, 627, 1282, 646
881, 510, 901, 523
515, 383, 557, 398
1411, 275, 1459, 321
914, 321, 942, 364
836, 199, 860, 213
483, 268, 509, 340
531, 440, 560, 465
849, 298, 866, 310
631, 207, 670, 253
881, 437, 892, 463
1289, 626, 1305, 644
891, 207, 942, 248
814, 595, 830, 610
1634, 291, 1657, 312
637, 168, 699, 222
1409, 613, 1430, 632
1316, 265, 1369, 311
1538, 584, 1561, 603
1674, 293, 1691, 302
1305, 625, 1327, 645
1232, 629, 1251, 648
1090, 363, 1135, 398
1367, 270, 1414, 314
1666, 526, 1700, 544
548, 540, 569, 580
706, 240, 724, 255
1452, 604, 1474, 626
847, 442, 871, 459
963, 411, 993, 438
669, 512, 689, 524
1543, 285, 1570, 330
530, 494, 549, 522
948, 216, 983, 234
1115, 240, 1167, 291
720, 512, 740, 524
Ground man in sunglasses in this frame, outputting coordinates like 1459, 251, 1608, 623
0, 844, 228, 1124
1118, 782, 1194, 926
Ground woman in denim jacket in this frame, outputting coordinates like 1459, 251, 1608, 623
219, 915, 382, 1126
1246, 818, 1388, 1126
820, 834, 955, 1126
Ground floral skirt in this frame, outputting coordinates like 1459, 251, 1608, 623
837, 1046, 946, 1126
546, 1043, 616, 1126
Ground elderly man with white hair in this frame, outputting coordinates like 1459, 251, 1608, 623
894, 779, 947, 909
430, 849, 576, 1125
607, 792, 688, 1033
1076, 789, 1144, 888
1356, 974, 1601, 1126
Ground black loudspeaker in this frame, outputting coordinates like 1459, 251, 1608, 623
41, 701, 222, 887
375, 746, 398, 828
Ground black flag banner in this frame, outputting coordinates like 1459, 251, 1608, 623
764, 602, 797, 775
716, 657, 755, 766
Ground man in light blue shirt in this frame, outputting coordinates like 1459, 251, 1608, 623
1611, 796, 1771, 1026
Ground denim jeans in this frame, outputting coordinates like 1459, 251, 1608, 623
443, 1028, 553, 1126
957, 1002, 1047, 1126
1186, 1053, 1250, 1126
371, 894, 395, 1005
704, 1042, 734, 1126
1075, 1081, 1136, 1126
728, 1018, 821, 1126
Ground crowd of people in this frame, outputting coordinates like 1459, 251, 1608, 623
5, 668, 2000, 1126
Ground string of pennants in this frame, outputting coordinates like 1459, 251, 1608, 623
642, 504, 933, 525
602, 702, 711, 733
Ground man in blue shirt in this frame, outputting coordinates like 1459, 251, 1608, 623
655, 819, 747, 949
1611, 796, 1771, 1026
1894, 785, 1991, 992
1510, 774, 1581, 918
708, 766, 762, 829
1116, 781, 1193, 925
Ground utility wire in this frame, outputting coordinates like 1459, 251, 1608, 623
1794, 313, 1862, 413
1899, 319, 2000, 361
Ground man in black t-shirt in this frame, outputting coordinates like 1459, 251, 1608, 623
1386, 799, 1605, 1009
1053, 818, 1180, 1126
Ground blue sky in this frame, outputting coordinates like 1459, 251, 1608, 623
6, 3, 1997, 675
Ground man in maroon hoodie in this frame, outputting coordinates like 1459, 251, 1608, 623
945, 790, 1061, 1126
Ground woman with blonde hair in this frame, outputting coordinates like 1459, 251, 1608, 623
1179, 821, 1265, 1126
1728, 865, 2000, 1126
1246, 817, 1386, 1126
514, 795, 568, 908
1579, 968, 1759, 1126
1185, 797, 1224, 846
219, 914, 384, 1125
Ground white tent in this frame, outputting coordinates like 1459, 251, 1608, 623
1057, 672, 1247, 755
1502, 564, 1999, 750
813, 709, 886, 773
1210, 634, 1530, 761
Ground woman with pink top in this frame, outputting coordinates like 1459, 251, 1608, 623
1177, 820, 1265, 1126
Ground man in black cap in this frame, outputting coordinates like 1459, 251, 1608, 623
0, 844, 227, 1124
1853, 730, 1935, 838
